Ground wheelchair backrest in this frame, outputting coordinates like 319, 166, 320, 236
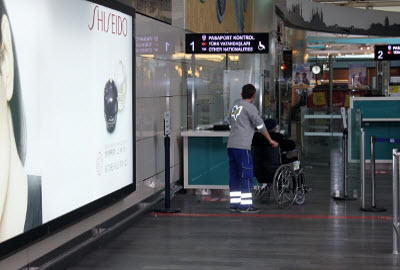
252, 146, 282, 183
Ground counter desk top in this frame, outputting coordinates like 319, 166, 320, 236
181, 130, 230, 137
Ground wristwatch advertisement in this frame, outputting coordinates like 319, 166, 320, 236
0, 0, 135, 256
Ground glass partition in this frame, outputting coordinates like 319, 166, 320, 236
301, 107, 343, 164
187, 53, 272, 130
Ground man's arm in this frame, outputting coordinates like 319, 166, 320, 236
261, 130, 278, 148
247, 106, 278, 148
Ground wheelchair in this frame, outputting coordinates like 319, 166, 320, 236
252, 146, 310, 208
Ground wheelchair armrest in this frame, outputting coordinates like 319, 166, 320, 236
281, 148, 300, 164
281, 149, 298, 155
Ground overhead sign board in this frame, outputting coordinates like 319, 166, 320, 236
375, 44, 400, 61
185, 33, 269, 54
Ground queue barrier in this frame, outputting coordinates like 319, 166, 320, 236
154, 128, 181, 213
360, 131, 400, 212
333, 128, 357, 200
376, 138, 400, 144
393, 149, 400, 255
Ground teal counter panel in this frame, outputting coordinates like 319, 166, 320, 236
350, 99, 400, 161
188, 137, 229, 186
354, 100, 400, 118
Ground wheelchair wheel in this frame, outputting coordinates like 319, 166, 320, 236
273, 164, 296, 208
294, 172, 306, 205
261, 184, 271, 201
253, 183, 271, 201
294, 189, 305, 205
253, 183, 263, 199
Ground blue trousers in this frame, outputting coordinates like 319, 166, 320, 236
227, 148, 254, 209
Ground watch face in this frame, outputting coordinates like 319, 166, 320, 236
312, 65, 321, 74
104, 79, 118, 133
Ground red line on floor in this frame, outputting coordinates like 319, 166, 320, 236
151, 212, 393, 220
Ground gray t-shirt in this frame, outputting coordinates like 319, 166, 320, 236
227, 100, 267, 150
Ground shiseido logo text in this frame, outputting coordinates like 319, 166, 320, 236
88, 5, 128, 37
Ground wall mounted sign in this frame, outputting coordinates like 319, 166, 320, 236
185, 33, 269, 54
164, 111, 171, 136
136, 34, 175, 55
375, 44, 400, 61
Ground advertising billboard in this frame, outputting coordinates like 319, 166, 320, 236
292, 64, 311, 88
0, 0, 135, 256
348, 64, 367, 89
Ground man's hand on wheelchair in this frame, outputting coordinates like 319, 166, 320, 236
270, 140, 279, 148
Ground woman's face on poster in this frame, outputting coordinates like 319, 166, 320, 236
0, 13, 15, 217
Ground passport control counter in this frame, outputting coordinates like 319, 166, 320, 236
182, 130, 230, 189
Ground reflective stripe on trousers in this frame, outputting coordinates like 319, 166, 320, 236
230, 191, 241, 204
240, 192, 252, 206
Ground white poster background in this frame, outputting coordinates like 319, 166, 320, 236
5, 0, 133, 223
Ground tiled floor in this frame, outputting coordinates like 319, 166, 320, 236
67, 164, 400, 269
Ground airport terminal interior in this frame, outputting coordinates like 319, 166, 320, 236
1, 0, 400, 269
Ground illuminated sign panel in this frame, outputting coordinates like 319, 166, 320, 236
0, 0, 135, 257
185, 33, 269, 54
375, 44, 400, 60
136, 34, 175, 55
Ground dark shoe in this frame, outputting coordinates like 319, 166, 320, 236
239, 206, 260, 213
230, 206, 239, 212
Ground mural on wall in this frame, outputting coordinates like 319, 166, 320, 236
216, 0, 226, 23
276, 0, 400, 36
187, 0, 253, 33
116, 0, 172, 24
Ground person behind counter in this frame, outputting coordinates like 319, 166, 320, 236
252, 119, 296, 163
227, 84, 278, 213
